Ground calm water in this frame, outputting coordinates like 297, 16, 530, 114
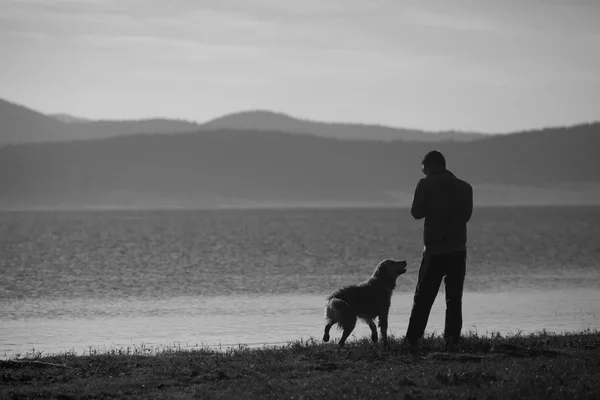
1, 207, 599, 357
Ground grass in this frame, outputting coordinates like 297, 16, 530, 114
2, 330, 600, 399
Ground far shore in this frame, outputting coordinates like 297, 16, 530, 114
1, 202, 600, 213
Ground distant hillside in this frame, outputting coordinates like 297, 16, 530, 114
1, 98, 484, 146
66, 119, 202, 138
49, 113, 91, 123
0, 99, 203, 146
0, 99, 78, 145
203, 110, 484, 142
0, 123, 598, 210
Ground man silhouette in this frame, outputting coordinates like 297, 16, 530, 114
405, 150, 473, 355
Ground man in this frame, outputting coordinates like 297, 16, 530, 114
405, 150, 473, 355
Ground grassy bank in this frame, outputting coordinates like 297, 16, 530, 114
2, 330, 599, 399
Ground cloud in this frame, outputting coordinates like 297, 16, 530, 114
5, 30, 50, 40
74, 34, 269, 63
400, 6, 509, 34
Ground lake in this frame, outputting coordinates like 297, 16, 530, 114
1, 206, 599, 358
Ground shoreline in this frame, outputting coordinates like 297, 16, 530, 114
2, 330, 599, 399
3, 288, 599, 361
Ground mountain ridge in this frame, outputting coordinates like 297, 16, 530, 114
49, 113, 92, 123
1, 98, 486, 145
202, 109, 485, 141
1, 123, 598, 210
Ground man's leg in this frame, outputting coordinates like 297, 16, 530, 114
405, 253, 445, 346
443, 251, 467, 348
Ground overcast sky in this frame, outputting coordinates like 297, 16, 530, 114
1, 0, 599, 132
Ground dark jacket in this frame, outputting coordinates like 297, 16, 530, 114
411, 169, 473, 255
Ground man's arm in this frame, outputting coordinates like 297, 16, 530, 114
410, 180, 426, 219
462, 183, 473, 223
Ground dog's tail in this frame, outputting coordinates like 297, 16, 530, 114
325, 298, 356, 330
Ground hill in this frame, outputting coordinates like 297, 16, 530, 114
65, 119, 202, 138
1, 99, 483, 146
0, 99, 203, 146
202, 110, 484, 142
0, 99, 79, 145
0, 123, 598, 209
49, 113, 91, 123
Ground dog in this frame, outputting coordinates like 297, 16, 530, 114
323, 259, 407, 348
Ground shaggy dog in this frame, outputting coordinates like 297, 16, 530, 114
323, 259, 407, 348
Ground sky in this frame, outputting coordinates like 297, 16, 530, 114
1, 0, 599, 133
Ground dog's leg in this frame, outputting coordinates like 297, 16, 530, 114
323, 322, 334, 342
339, 317, 357, 348
367, 320, 378, 343
379, 312, 389, 349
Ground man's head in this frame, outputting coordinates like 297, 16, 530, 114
421, 150, 446, 176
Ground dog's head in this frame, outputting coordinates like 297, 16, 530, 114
372, 259, 408, 284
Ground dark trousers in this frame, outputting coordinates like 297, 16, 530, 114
405, 251, 466, 343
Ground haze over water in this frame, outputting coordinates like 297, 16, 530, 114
1, 206, 599, 357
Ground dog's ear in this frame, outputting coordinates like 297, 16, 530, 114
372, 259, 389, 279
